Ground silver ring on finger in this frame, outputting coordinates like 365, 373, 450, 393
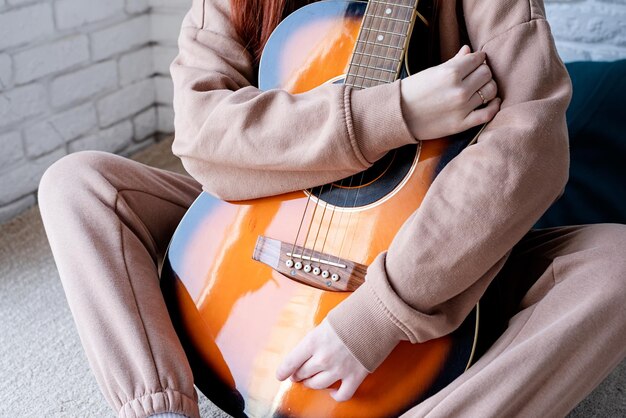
476, 89, 486, 105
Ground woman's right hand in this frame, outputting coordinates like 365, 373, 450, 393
400, 45, 501, 140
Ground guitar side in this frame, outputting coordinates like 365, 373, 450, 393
161, 2, 479, 417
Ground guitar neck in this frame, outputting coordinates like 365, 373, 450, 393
345, 0, 420, 90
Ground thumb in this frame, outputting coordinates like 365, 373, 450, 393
455, 44, 471, 57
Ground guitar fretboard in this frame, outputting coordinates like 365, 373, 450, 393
345, 0, 420, 90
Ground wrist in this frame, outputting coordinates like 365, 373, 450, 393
349, 79, 418, 164
326, 281, 405, 372
399, 78, 421, 141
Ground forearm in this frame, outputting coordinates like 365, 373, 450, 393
170, 0, 416, 201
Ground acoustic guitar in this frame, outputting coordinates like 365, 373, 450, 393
161, 1, 486, 416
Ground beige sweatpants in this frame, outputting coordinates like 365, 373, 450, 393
38, 151, 626, 418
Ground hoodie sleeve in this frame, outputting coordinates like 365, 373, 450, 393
170, 0, 417, 201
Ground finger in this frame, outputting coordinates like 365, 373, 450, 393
451, 50, 487, 79
301, 371, 339, 390
276, 344, 312, 381
462, 63, 492, 96
464, 97, 501, 128
468, 79, 498, 109
329, 377, 360, 402
455, 44, 471, 57
291, 357, 325, 382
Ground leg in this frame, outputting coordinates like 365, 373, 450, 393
38, 151, 203, 418
401, 224, 626, 418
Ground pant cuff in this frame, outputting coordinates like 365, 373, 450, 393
119, 389, 200, 418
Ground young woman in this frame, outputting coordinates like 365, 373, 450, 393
38, 0, 626, 417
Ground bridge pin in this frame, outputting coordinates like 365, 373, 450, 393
321, 270, 329, 278
303, 264, 312, 273
295, 261, 303, 270
313, 267, 321, 275
331, 273, 340, 282
285, 259, 294, 268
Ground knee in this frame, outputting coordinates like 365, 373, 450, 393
38, 151, 114, 213
585, 224, 626, 307
592, 224, 626, 267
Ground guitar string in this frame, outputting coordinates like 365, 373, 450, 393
299, 180, 327, 268
334, 0, 393, 265
295, 0, 414, 272
338, 0, 405, 263
307, 181, 335, 269
313, 0, 385, 271
288, 187, 313, 267
332, 0, 382, 266
344, 1, 414, 261
320, 0, 382, 267
327, 0, 415, 268
300, 1, 398, 273
340, 0, 390, 261
291, 1, 381, 272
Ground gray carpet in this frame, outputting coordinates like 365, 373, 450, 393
0, 139, 624, 417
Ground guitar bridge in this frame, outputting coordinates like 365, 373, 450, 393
252, 235, 367, 292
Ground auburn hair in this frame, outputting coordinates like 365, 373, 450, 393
230, 0, 306, 64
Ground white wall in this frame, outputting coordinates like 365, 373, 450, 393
0, 0, 625, 223
546, 0, 626, 62
150, 0, 190, 134
0, 0, 157, 222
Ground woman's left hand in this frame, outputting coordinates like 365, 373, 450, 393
275, 319, 369, 402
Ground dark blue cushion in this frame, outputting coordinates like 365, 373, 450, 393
535, 59, 626, 228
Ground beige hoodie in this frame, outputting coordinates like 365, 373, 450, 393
170, 0, 572, 372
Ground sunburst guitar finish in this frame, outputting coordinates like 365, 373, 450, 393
161, 2, 480, 417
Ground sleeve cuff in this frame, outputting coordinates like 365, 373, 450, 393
326, 261, 408, 372
348, 78, 418, 164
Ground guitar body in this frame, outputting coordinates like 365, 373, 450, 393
161, 2, 481, 417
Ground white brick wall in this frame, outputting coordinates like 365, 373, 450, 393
91, 16, 151, 61
119, 47, 154, 86
0, 0, 159, 223
96, 78, 156, 127
50, 61, 118, 107
546, 0, 626, 62
55, 0, 125, 30
13, 35, 90, 84
150, 0, 188, 147
0, 4, 55, 51
0, 0, 625, 223
0, 54, 11, 89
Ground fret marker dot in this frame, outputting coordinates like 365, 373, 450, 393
385, 7, 392, 15
377, 34, 384, 41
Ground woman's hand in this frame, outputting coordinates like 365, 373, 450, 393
276, 319, 369, 402
401, 45, 501, 140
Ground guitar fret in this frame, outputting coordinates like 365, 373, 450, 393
350, 73, 395, 84
345, 0, 419, 89
368, 15, 412, 24
365, 28, 408, 37
356, 39, 404, 50
353, 50, 401, 62
369, 0, 419, 9
369, 0, 415, 9
349, 62, 397, 73
369, 0, 414, 9
362, 5, 413, 26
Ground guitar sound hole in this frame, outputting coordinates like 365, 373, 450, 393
309, 143, 418, 208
